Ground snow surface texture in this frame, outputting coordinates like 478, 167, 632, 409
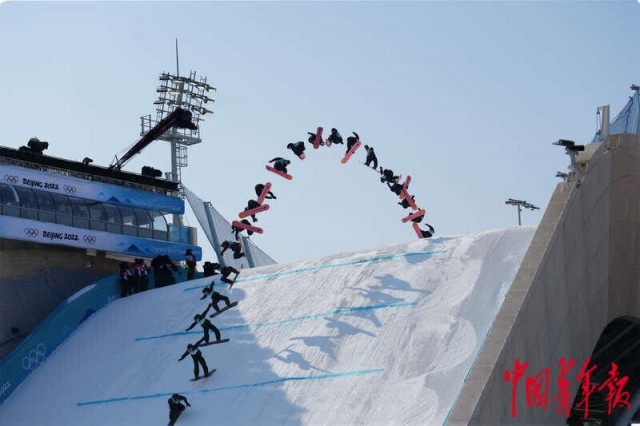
0, 227, 534, 425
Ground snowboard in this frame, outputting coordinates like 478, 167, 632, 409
200, 338, 230, 347
227, 267, 242, 290
399, 175, 412, 196
402, 208, 426, 223
238, 203, 270, 219
401, 190, 419, 210
412, 222, 425, 239
190, 369, 216, 382
256, 182, 273, 205
209, 301, 239, 318
313, 127, 324, 149
341, 141, 361, 164
265, 165, 293, 180
232, 220, 264, 234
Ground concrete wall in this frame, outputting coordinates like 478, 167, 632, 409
0, 240, 122, 358
448, 140, 619, 425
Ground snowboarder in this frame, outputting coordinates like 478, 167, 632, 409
387, 181, 404, 196
202, 261, 220, 278
417, 223, 435, 238
220, 265, 240, 285
242, 200, 262, 223
186, 305, 223, 345
398, 195, 416, 209
346, 132, 360, 155
255, 183, 276, 200
201, 285, 233, 313
232, 219, 254, 239
221, 240, 245, 259
185, 249, 197, 281
178, 342, 210, 380
307, 131, 323, 147
168, 393, 191, 426
287, 141, 307, 159
379, 167, 400, 184
268, 157, 291, 174
364, 145, 378, 169
327, 128, 343, 145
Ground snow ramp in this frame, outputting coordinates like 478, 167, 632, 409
0, 227, 534, 425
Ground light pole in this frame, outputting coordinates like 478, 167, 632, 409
140, 46, 215, 225
505, 198, 540, 226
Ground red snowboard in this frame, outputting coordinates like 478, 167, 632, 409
239, 204, 270, 219
341, 141, 361, 164
266, 165, 293, 180
412, 222, 424, 239
232, 220, 263, 234
402, 208, 426, 223
313, 127, 324, 149
256, 182, 273, 205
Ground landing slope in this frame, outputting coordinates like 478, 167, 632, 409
0, 227, 534, 425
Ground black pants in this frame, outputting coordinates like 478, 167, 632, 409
199, 323, 221, 344
187, 264, 196, 281
169, 405, 184, 425
193, 354, 209, 378
365, 155, 378, 169
211, 294, 231, 312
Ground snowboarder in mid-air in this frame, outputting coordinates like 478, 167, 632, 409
186, 305, 223, 345
327, 128, 343, 145
255, 183, 276, 200
307, 131, 323, 147
346, 132, 360, 155
178, 342, 210, 380
168, 393, 191, 426
268, 157, 291, 174
364, 145, 378, 169
287, 141, 307, 159
387, 181, 404, 196
379, 167, 401, 184
243, 199, 262, 222
202, 261, 221, 278
399, 195, 416, 209
220, 265, 240, 286
417, 223, 435, 238
221, 240, 245, 259
232, 219, 254, 239
201, 285, 233, 313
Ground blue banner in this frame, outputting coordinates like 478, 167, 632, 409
0, 215, 201, 261
0, 164, 184, 214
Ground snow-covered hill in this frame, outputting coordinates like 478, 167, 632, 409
0, 227, 534, 425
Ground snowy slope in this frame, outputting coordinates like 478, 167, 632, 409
0, 227, 534, 425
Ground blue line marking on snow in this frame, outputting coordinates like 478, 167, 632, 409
183, 250, 447, 292
135, 301, 417, 342
77, 368, 384, 406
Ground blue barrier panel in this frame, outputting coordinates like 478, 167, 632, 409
0, 267, 200, 405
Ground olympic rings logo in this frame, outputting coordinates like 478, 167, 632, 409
22, 343, 46, 371
4, 175, 18, 184
63, 185, 76, 194
83, 235, 96, 244
24, 228, 39, 238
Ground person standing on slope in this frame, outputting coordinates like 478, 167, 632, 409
186, 305, 223, 345
201, 285, 233, 313
168, 393, 191, 426
185, 249, 197, 281
178, 342, 210, 380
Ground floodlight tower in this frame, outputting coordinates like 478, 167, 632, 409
140, 42, 215, 224
505, 198, 540, 226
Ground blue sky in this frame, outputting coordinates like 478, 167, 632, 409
0, 1, 639, 263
